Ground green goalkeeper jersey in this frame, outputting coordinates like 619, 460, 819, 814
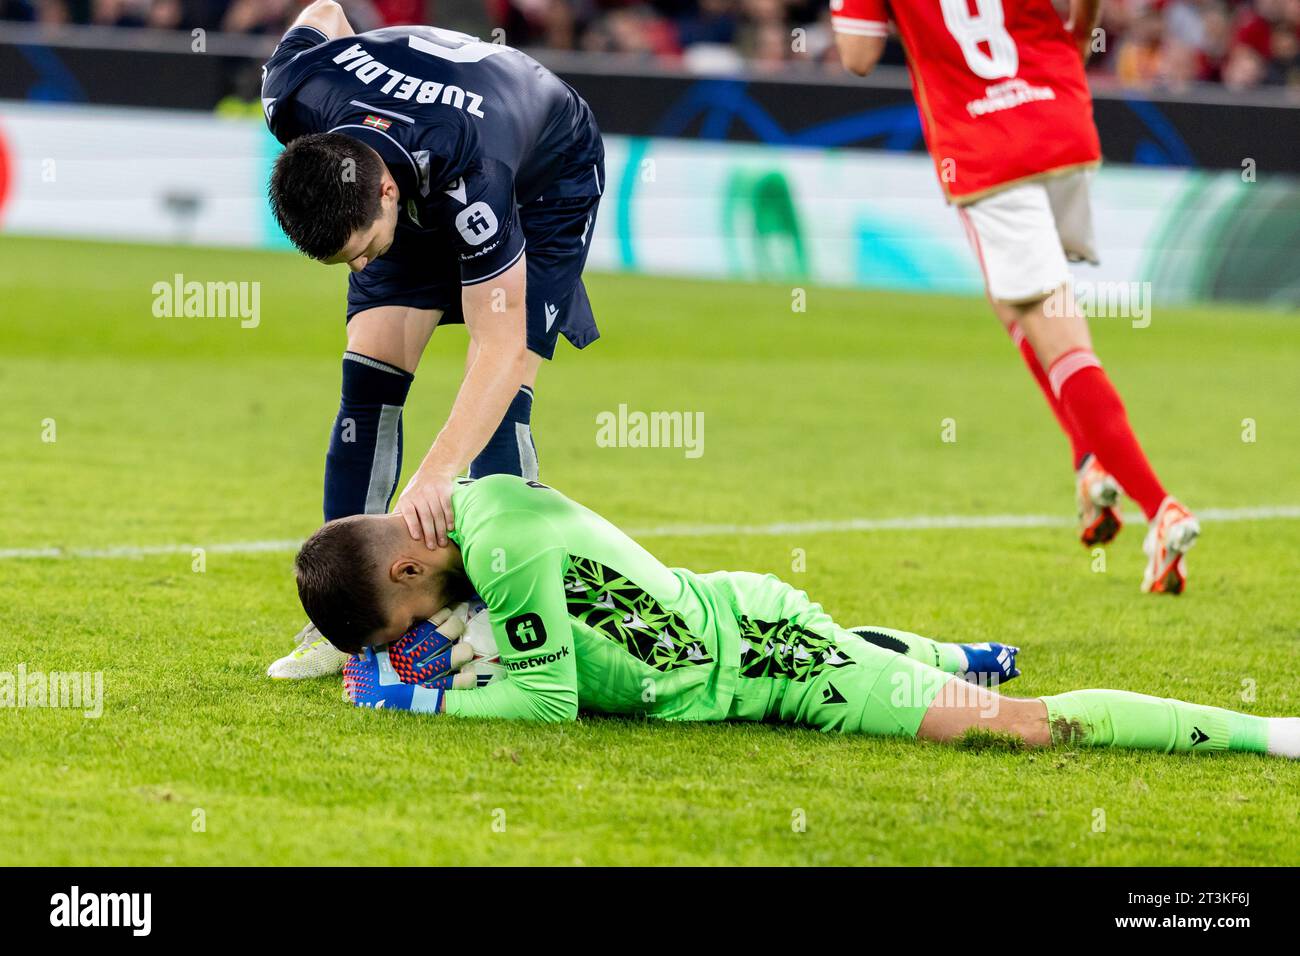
442, 474, 741, 722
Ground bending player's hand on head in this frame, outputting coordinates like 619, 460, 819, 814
396, 463, 457, 550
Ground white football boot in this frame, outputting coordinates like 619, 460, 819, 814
1141, 496, 1200, 595
1076, 453, 1123, 547
267, 622, 351, 679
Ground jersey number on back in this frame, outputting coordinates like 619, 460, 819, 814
939, 0, 1019, 80
408, 27, 512, 64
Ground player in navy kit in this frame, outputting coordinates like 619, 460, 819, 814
261, 1, 605, 677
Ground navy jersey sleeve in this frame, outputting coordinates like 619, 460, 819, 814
261, 26, 331, 142
442, 156, 525, 286
416, 111, 525, 286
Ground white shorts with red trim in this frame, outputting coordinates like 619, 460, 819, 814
957, 170, 1099, 305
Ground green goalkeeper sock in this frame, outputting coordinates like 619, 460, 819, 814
850, 626, 968, 674
1042, 689, 1270, 755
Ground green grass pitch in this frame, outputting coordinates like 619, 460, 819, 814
2, 235, 1299, 866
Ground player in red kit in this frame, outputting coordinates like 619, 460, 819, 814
831, 0, 1200, 595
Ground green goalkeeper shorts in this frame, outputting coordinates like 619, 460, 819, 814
702, 571, 954, 736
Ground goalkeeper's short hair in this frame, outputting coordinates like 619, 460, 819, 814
294, 517, 386, 654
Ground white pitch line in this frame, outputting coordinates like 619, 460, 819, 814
634, 505, 1300, 538
2, 506, 1298, 561
0, 539, 302, 561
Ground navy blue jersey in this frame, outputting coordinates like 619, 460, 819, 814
262, 24, 603, 285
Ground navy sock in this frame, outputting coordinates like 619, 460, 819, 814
469, 385, 538, 479
323, 352, 414, 521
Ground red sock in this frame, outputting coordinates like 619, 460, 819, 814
1048, 348, 1168, 520
1010, 324, 1089, 469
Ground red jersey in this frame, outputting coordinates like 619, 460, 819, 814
830, 0, 1101, 202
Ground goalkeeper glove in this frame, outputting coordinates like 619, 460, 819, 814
342, 619, 473, 712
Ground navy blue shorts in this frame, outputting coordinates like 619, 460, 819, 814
346, 190, 601, 361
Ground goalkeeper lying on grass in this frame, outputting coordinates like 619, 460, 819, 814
294, 474, 1300, 759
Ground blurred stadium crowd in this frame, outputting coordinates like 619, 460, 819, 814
3, 0, 1298, 92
